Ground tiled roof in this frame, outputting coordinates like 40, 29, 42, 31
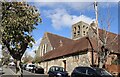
89, 28, 119, 54
42, 37, 97, 61
98, 29, 119, 54
46, 32, 75, 49
41, 30, 119, 61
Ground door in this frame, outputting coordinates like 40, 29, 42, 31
63, 60, 66, 71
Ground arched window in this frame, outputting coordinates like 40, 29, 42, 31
74, 27, 76, 31
78, 25, 80, 30
83, 25, 85, 28
73, 27, 77, 37
77, 25, 80, 35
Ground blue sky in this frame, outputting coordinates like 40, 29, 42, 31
0, 1, 118, 58
31, 2, 118, 38
24, 2, 118, 57
0, 1, 118, 59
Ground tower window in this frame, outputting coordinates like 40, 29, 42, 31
83, 25, 85, 28
74, 27, 76, 31
83, 31, 85, 33
78, 25, 80, 30
86, 27, 88, 29
77, 31, 80, 35
74, 32, 76, 34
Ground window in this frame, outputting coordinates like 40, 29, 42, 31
46, 44, 48, 53
76, 67, 86, 74
86, 27, 88, 29
50, 67, 55, 71
83, 31, 85, 33
87, 68, 96, 75
78, 25, 80, 30
50, 67, 64, 72
28, 65, 35, 67
74, 27, 76, 31
43, 44, 45, 54
74, 32, 76, 37
83, 31, 86, 36
83, 25, 85, 28
77, 31, 80, 35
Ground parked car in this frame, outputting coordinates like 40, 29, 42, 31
8, 62, 15, 66
22, 64, 27, 70
0, 67, 4, 74
26, 63, 36, 72
71, 66, 113, 77
35, 66, 44, 74
48, 66, 68, 77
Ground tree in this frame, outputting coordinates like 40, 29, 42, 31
2, 46, 11, 66
92, 2, 118, 68
1, 1, 41, 75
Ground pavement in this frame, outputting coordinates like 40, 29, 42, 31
0, 66, 49, 77
2, 67, 16, 75
0, 66, 17, 77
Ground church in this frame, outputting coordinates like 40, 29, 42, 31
36, 21, 120, 75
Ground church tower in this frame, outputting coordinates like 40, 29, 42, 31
72, 21, 90, 40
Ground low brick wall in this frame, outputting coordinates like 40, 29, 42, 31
105, 64, 120, 76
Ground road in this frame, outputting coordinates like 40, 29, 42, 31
9, 66, 35, 75
1, 66, 48, 77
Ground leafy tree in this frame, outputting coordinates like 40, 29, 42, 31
1, 1, 41, 75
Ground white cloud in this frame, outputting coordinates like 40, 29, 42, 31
72, 15, 95, 25
44, 8, 95, 30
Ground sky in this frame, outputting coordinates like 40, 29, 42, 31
0, 0, 119, 58
24, 1, 118, 57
